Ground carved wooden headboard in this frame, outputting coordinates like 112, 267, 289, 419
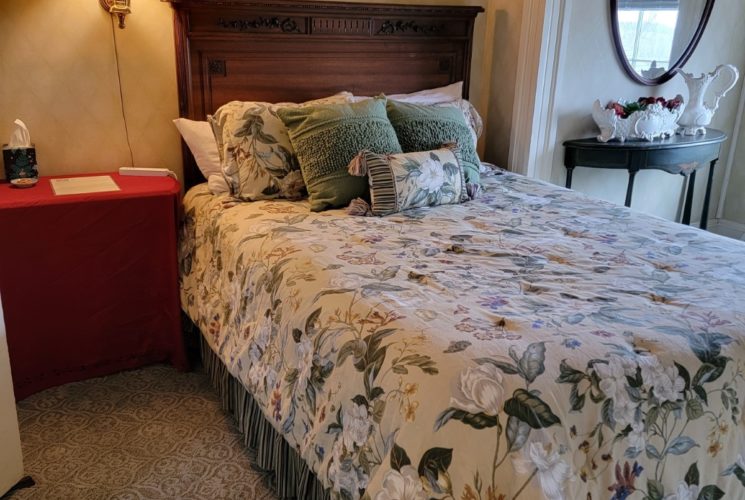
167, 0, 484, 188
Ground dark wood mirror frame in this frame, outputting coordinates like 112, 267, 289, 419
610, 0, 715, 86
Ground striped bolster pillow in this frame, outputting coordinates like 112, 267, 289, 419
346, 144, 471, 216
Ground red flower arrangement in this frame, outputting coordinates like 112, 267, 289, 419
606, 96, 683, 119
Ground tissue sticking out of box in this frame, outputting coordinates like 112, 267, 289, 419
8, 119, 31, 149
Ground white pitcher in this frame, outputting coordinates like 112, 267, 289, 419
677, 64, 739, 135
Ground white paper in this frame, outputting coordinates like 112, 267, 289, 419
50, 175, 121, 196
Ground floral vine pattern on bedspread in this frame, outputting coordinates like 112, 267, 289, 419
180, 170, 745, 500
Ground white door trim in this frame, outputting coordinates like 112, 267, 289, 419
716, 78, 745, 219
508, 0, 571, 180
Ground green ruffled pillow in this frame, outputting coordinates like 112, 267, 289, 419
278, 98, 402, 211
386, 100, 481, 190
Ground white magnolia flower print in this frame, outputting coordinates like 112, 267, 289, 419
514, 442, 572, 500
343, 402, 373, 450
451, 363, 504, 416
418, 158, 446, 193
374, 466, 427, 500
595, 356, 638, 427
664, 482, 699, 500
641, 360, 685, 404
328, 439, 369, 499
247, 362, 267, 389
627, 420, 646, 450
248, 321, 272, 363
295, 336, 314, 394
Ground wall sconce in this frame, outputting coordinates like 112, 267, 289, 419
100, 0, 131, 29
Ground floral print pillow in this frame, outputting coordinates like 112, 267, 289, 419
210, 93, 352, 201
347, 145, 470, 216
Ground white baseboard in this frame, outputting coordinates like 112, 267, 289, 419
701, 218, 745, 240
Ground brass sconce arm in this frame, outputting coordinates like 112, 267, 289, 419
100, 0, 131, 29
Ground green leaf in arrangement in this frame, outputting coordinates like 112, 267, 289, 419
434, 408, 499, 431
503, 389, 561, 429
390, 443, 411, 472
685, 462, 700, 486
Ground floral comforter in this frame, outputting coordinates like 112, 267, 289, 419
180, 170, 745, 500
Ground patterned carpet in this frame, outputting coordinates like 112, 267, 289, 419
7, 365, 278, 500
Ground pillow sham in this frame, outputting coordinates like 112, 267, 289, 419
278, 97, 402, 212
386, 100, 481, 191
347, 146, 469, 216
209, 93, 352, 201
172, 118, 231, 195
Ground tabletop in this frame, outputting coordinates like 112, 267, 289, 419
563, 129, 727, 150
0, 173, 180, 210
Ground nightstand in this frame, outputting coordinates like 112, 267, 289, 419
0, 173, 188, 399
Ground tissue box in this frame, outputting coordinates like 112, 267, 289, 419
3, 146, 38, 181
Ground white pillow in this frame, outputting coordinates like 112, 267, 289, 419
387, 81, 463, 104
207, 174, 230, 195
173, 118, 221, 179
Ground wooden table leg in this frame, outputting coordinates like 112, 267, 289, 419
565, 166, 574, 189
625, 169, 638, 208
682, 170, 697, 226
700, 159, 717, 230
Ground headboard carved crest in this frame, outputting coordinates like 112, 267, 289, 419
216, 16, 303, 33
166, 0, 483, 188
376, 19, 445, 36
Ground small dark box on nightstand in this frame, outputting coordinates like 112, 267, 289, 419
3, 146, 38, 181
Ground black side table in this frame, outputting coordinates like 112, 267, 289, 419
563, 129, 726, 230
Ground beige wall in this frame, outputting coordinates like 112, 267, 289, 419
549, 0, 745, 222
724, 92, 745, 223
483, 1, 523, 168
0, 0, 182, 179
0, 0, 508, 182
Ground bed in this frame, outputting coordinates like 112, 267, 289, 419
171, 2, 745, 499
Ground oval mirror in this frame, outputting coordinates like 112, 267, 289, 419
611, 0, 715, 85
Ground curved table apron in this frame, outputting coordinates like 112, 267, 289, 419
563, 129, 727, 230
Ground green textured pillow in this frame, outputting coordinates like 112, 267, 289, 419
386, 100, 481, 188
278, 98, 402, 211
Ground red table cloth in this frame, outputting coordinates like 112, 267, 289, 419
0, 173, 188, 399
